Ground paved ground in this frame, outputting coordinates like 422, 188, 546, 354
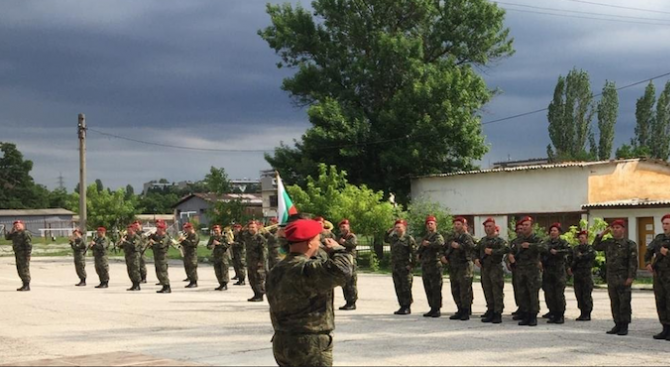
1, 257, 669, 366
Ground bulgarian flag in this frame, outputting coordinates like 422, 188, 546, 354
277, 172, 298, 225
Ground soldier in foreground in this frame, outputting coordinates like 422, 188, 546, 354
90, 227, 110, 289
231, 223, 246, 285
119, 224, 143, 291
134, 221, 148, 284
181, 222, 200, 289
594, 219, 637, 336
570, 230, 595, 321
475, 218, 509, 324
336, 219, 358, 311
266, 218, 353, 367
245, 221, 268, 302
149, 222, 172, 294
384, 219, 417, 315
419, 216, 445, 318
542, 223, 571, 324
507, 222, 524, 316
645, 214, 670, 340
443, 217, 475, 321
6, 220, 32, 291
69, 229, 87, 287
207, 225, 232, 291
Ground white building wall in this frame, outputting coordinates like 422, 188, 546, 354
411, 167, 591, 215
587, 208, 670, 246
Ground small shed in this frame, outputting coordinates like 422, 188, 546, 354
0, 208, 76, 237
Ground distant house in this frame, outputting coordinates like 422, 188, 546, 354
0, 208, 76, 237
172, 193, 263, 227
260, 169, 278, 219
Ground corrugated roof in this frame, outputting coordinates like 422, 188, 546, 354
582, 199, 670, 209
173, 192, 263, 208
0, 208, 75, 217
415, 158, 670, 179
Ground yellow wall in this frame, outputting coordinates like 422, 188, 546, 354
588, 161, 670, 203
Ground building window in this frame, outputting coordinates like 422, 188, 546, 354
270, 195, 278, 207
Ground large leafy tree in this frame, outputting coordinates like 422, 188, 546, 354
0, 142, 49, 209
651, 81, 670, 160
71, 184, 138, 230
596, 81, 618, 160
259, 0, 514, 203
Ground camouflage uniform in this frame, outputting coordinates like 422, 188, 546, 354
138, 233, 148, 282
267, 232, 283, 271
149, 232, 172, 287
266, 246, 353, 367
419, 231, 445, 312
120, 234, 143, 284
5, 230, 32, 286
477, 236, 510, 315
207, 234, 231, 286
69, 237, 87, 282
232, 231, 247, 281
336, 232, 358, 306
512, 234, 546, 320
91, 236, 110, 284
384, 231, 417, 309
181, 232, 200, 284
542, 237, 571, 320
571, 242, 596, 317
645, 234, 670, 328
445, 232, 476, 316
594, 235, 638, 327
245, 232, 268, 298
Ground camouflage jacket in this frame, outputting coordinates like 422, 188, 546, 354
5, 230, 32, 253
336, 232, 358, 259
384, 231, 417, 269
266, 248, 353, 334
90, 236, 110, 257
571, 243, 596, 274
148, 233, 171, 253
267, 234, 283, 270
444, 231, 476, 265
542, 237, 571, 270
70, 237, 87, 254
645, 233, 670, 272
120, 234, 143, 254
511, 234, 546, 269
418, 231, 445, 267
477, 236, 509, 268
245, 232, 268, 265
594, 235, 638, 279
207, 234, 231, 260
180, 232, 200, 250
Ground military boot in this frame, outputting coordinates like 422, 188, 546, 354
76, 279, 86, 287
231, 275, 239, 281
511, 309, 520, 316
513, 312, 525, 321
17, 283, 30, 292
492, 313, 503, 324
339, 303, 356, 311
95, 282, 105, 289
460, 308, 471, 321
248, 294, 264, 302
606, 323, 621, 335
518, 314, 531, 326
155, 282, 162, 286
215, 284, 225, 291
183, 278, 189, 282
234, 280, 246, 286
431, 309, 441, 318
653, 325, 669, 340
185, 282, 198, 289
423, 309, 436, 318
548, 314, 564, 324
135, 283, 141, 291
141, 279, 147, 284
221, 283, 228, 291
399, 307, 411, 315
481, 310, 492, 319
542, 312, 552, 319
528, 314, 538, 327
482, 312, 495, 323
617, 323, 629, 336
449, 307, 463, 320
394, 307, 405, 315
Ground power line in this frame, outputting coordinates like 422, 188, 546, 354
555, 0, 670, 15
494, 1, 670, 23
502, 7, 670, 26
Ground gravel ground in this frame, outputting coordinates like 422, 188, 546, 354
0, 257, 668, 366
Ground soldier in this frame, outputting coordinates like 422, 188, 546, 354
508, 216, 546, 327
507, 222, 524, 316
419, 215, 446, 318
266, 218, 353, 367
475, 218, 509, 324
90, 227, 110, 289
133, 221, 148, 284
571, 230, 595, 321
336, 219, 358, 311
384, 219, 417, 315
207, 225, 232, 291
266, 218, 283, 271
149, 222, 172, 294
245, 220, 268, 302
69, 229, 87, 287
180, 222, 200, 288
231, 223, 247, 285
594, 219, 638, 336
119, 225, 143, 291
442, 217, 475, 321
645, 214, 670, 340
542, 223, 571, 324
5, 220, 32, 291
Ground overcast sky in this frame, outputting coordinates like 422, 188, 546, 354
1, 0, 669, 191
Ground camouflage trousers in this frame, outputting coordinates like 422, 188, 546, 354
573, 271, 593, 315
248, 263, 266, 296
232, 246, 246, 280
124, 252, 141, 284
14, 250, 31, 283
392, 266, 413, 307
73, 251, 87, 280
272, 332, 333, 367
542, 267, 567, 316
183, 248, 199, 282
214, 258, 230, 285
94, 255, 110, 283
654, 269, 670, 325
422, 263, 443, 310
607, 272, 633, 325
342, 260, 358, 304
449, 262, 474, 310
481, 265, 505, 314
515, 266, 541, 315
511, 269, 520, 309
140, 254, 147, 281
154, 254, 170, 286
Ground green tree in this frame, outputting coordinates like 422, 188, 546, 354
596, 81, 618, 160
561, 218, 611, 282
635, 81, 656, 150
95, 179, 104, 193
0, 142, 49, 209
405, 198, 452, 239
71, 184, 138, 230
547, 68, 596, 162
204, 166, 231, 194
259, 0, 514, 203
125, 184, 135, 200
138, 192, 179, 214
650, 81, 670, 160
48, 188, 75, 209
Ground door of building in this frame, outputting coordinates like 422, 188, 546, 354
637, 217, 655, 269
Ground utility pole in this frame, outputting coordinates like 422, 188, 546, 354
58, 172, 65, 190
78, 114, 87, 239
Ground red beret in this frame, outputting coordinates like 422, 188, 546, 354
453, 217, 467, 225
233, 224, 242, 229
395, 219, 408, 226
270, 217, 279, 224
339, 219, 350, 227
127, 224, 135, 229
13, 220, 23, 225
156, 223, 167, 230
212, 225, 222, 230
549, 223, 562, 232
285, 219, 323, 243
97, 227, 107, 232
183, 223, 193, 229
519, 216, 533, 225
577, 230, 588, 237
425, 216, 437, 224
610, 219, 626, 228
314, 217, 325, 223
662, 214, 670, 222
483, 217, 496, 226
